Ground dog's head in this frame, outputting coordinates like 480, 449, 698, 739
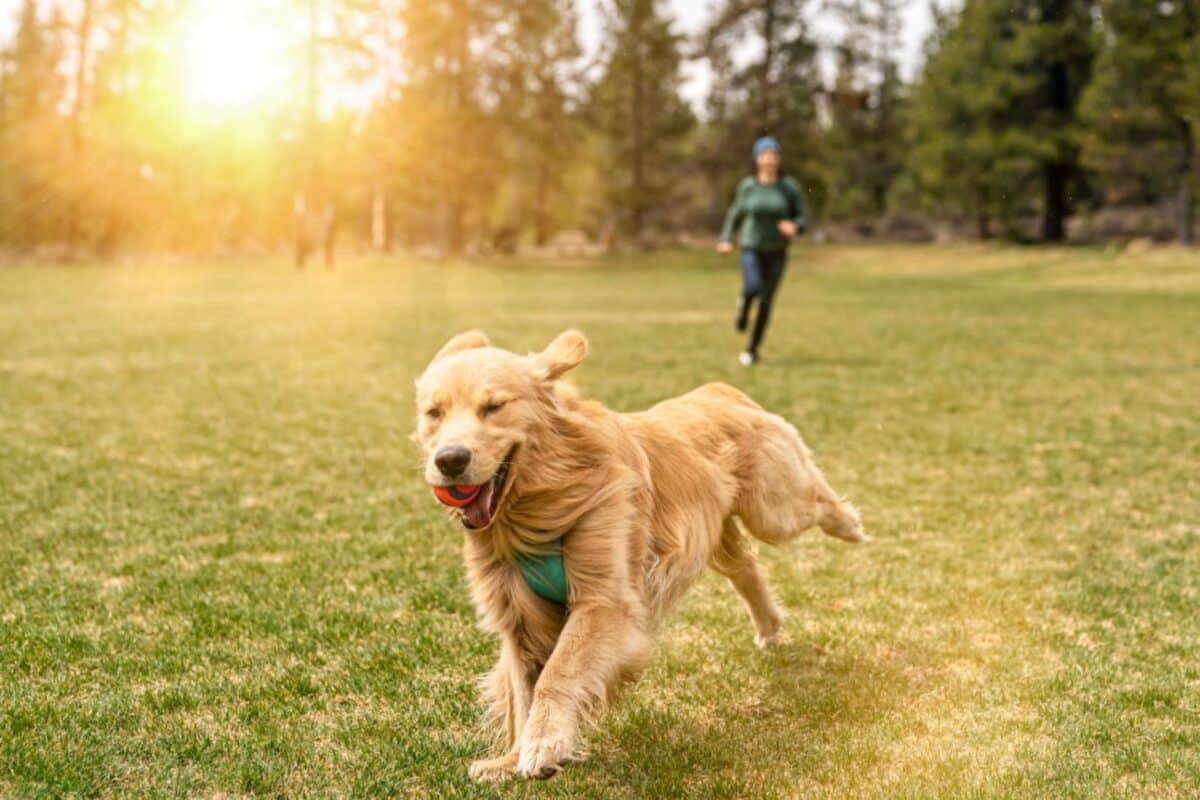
413, 329, 588, 530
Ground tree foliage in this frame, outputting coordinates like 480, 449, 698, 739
0, 0, 1197, 253
907, 0, 1097, 241
588, 0, 693, 244
822, 0, 907, 219
1080, 0, 1199, 242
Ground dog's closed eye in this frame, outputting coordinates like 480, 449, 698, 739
481, 399, 507, 416
426, 407, 443, 420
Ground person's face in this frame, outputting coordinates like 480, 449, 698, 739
756, 148, 780, 173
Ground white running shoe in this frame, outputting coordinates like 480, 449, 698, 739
738, 351, 756, 367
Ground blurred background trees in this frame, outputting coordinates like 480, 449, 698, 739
589, 0, 693, 246
0, 0, 1197, 256
1080, 0, 1198, 244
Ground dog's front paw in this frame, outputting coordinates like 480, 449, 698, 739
754, 629, 781, 649
754, 605, 785, 649
517, 733, 573, 780
469, 752, 519, 783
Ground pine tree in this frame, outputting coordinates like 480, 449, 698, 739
494, 0, 583, 246
590, 0, 693, 245
907, 1, 1019, 238
698, 0, 823, 220
907, 0, 1096, 241
823, 0, 907, 219
1081, 0, 1199, 243
1021, 0, 1097, 241
389, 0, 517, 253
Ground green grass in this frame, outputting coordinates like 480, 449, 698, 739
1, 244, 1198, 799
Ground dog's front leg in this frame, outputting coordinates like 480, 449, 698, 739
470, 634, 537, 783
516, 601, 650, 779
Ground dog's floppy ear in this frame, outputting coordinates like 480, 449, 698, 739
535, 329, 588, 381
432, 330, 489, 362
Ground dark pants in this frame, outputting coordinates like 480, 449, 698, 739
740, 248, 788, 356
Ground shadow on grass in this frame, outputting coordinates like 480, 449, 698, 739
580, 640, 915, 798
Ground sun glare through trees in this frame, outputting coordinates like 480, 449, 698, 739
179, 3, 292, 115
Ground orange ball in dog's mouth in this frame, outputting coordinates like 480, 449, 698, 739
436, 484, 492, 527
430, 449, 515, 530
432, 484, 482, 507
433, 479, 500, 529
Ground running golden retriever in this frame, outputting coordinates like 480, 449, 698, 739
412, 329, 866, 782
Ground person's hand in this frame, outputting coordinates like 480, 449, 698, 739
777, 220, 798, 238
716, 241, 734, 255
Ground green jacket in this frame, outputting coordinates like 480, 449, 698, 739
720, 175, 808, 252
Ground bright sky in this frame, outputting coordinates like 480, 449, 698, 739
0, 0, 950, 114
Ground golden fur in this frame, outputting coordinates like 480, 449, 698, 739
412, 329, 867, 781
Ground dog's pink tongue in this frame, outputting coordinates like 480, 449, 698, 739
463, 480, 495, 529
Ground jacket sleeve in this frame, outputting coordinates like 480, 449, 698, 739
720, 179, 748, 243
785, 177, 809, 233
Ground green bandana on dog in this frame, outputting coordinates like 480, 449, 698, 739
517, 541, 568, 606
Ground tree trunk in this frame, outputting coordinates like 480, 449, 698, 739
447, 197, 464, 254
1181, 182, 1195, 248
1179, 119, 1194, 246
760, 0, 774, 126
322, 202, 336, 269
1042, 29, 1071, 244
67, 0, 94, 253
371, 183, 388, 251
630, 3, 645, 246
101, 0, 130, 253
534, 164, 550, 246
1042, 160, 1068, 242
297, 0, 319, 267
293, 192, 309, 268
443, 0, 469, 254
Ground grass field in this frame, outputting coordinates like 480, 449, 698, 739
2, 245, 1198, 799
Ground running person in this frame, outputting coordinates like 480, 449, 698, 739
717, 136, 808, 366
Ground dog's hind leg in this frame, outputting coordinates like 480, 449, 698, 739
710, 519, 785, 648
816, 495, 866, 543
735, 417, 867, 546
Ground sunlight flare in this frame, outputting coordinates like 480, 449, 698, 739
180, 3, 292, 113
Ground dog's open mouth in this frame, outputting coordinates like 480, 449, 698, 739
433, 447, 516, 530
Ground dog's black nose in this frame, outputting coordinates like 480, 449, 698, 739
434, 446, 472, 477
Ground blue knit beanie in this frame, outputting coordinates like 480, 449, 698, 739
753, 136, 781, 159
